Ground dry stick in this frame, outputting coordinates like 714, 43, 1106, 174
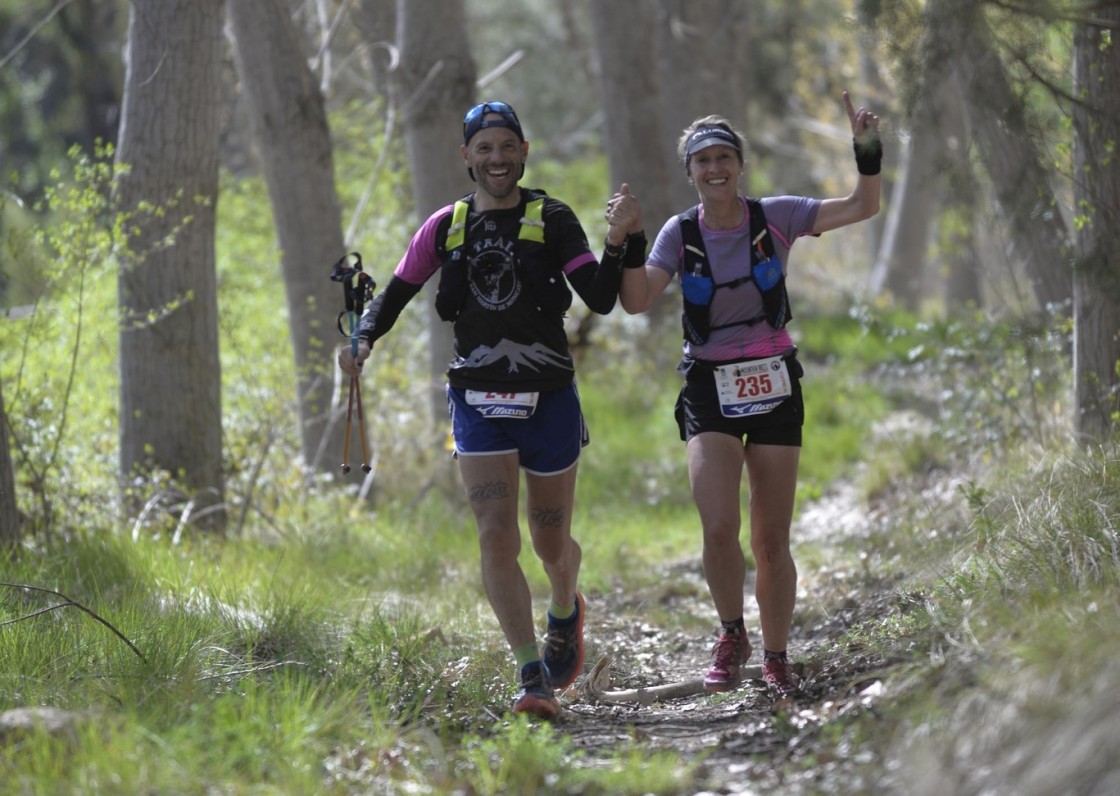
0, 583, 148, 664
579, 655, 764, 706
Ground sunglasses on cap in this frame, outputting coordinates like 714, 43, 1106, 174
463, 101, 525, 145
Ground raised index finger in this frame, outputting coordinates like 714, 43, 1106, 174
842, 90, 857, 125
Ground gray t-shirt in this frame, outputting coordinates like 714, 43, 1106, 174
648, 195, 820, 362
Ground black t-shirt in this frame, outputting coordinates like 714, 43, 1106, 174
358, 188, 618, 393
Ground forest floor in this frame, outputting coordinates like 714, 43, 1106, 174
551, 479, 919, 795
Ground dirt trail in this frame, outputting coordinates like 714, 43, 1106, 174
554, 482, 905, 795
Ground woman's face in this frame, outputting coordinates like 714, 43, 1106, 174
688, 145, 742, 198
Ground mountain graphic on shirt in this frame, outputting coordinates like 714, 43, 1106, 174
455, 339, 573, 374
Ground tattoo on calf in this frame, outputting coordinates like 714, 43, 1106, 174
531, 506, 566, 529
469, 480, 509, 503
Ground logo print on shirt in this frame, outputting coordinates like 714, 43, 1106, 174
468, 243, 521, 311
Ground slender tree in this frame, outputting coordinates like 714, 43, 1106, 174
590, 0, 674, 236
114, 0, 226, 531
354, 0, 397, 107
228, 0, 356, 474
655, 0, 752, 211
1071, 7, 1120, 443
395, 0, 476, 422
940, 90, 982, 309
589, 0, 675, 336
939, 0, 1073, 312
868, 78, 951, 309
867, 121, 938, 308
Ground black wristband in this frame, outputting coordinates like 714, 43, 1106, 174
603, 237, 627, 260
622, 233, 648, 269
853, 137, 883, 176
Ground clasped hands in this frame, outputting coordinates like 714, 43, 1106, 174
604, 182, 643, 244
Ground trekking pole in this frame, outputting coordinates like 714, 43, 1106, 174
330, 252, 376, 474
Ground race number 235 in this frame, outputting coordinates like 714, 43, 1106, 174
737, 372, 774, 397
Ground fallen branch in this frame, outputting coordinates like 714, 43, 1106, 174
0, 582, 148, 664
579, 655, 764, 706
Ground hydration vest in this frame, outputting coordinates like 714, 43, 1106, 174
678, 198, 792, 345
434, 189, 571, 321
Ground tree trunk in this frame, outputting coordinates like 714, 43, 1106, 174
1072, 9, 1120, 443
941, 90, 982, 309
857, 24, 892, 257
867, 115, 940, 310
228, 0, 358, 477
591, 0, 674, 236
395, 0, 476, 423
0, 380, 18, 546
354, 0, 397, 106
655, 0, 752, 211
937, 0, 1073, 313
589, 0, 675, 339
114, 0, 226, 532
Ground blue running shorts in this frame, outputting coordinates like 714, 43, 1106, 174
447, 382, 589, 475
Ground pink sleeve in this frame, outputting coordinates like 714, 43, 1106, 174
393, 205, 454, 285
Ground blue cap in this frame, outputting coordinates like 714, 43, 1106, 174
463, 101, 524, 145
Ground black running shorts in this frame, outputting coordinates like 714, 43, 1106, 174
674, 354, 804, 446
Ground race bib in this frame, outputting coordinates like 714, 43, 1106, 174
464, 390, 539, 419
713, 356, 793, 418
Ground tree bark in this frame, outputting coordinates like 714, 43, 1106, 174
588, 0, 676, 338
228, 0, 356, 476
114, 0, 226, 532
1072, 9, 1120, 443
867, 115, 940, 310
354, 0, 397, 106
941, 90, 982, 309
395, 0, 476, 423
938, 0, 1073, 313
655, 0, 752, 211
591, 0, 674, 236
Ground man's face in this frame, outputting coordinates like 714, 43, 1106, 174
462, 120, 527, 205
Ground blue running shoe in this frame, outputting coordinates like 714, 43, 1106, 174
512, 662, 559, 721
543, 592, 586, 690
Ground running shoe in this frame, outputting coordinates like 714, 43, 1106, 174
761, 655, 799, 700
512, 662, 559, 721
543, 592, 586, 690
703, 630, 752, 692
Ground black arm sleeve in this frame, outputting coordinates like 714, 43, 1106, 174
356, 275, 424, 346
567, 233, 649, 314
566, 252, 620, 315
563, 234, 638, 315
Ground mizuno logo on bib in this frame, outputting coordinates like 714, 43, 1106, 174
465, 390, 540, 419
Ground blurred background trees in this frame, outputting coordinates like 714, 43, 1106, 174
1, 0, 1117, 540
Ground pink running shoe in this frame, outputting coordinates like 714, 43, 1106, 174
761, 655, 799, 700
703, 630, 752, 692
